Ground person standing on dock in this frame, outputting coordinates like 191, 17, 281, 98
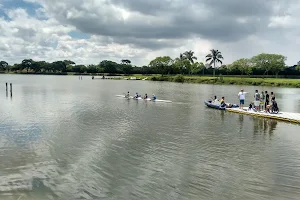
260, 91, 265, 111
238, 89, 246, 109
254, 90, 260, 111
265, 91, 269, 110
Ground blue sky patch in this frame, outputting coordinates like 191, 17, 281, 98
68, 30, 91, 39
0, 0, 41, 19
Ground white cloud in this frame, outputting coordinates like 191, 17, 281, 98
1, 0, 300, 66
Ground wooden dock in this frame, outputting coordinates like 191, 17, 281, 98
226, 107, 300, 124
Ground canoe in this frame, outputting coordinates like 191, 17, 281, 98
204, 100, 239, 110
116, 95, 172, 103
116, 95, 133, 99
144, 98, 172, 103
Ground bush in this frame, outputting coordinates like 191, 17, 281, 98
173, 74, 185, 83
151, 76, 169, 81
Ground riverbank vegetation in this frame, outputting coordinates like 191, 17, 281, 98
135, 75, 300, 88
1, 51, 300, 87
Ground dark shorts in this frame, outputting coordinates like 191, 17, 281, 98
240, 99, 245, 104
265, 101, 269, 106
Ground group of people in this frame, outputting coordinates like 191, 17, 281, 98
238, 89, 277, 112
125, 92, 157, 100
211, 96, 231, 108
211, 89, 278, 112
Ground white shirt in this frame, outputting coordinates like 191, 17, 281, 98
238, 92, 245, 100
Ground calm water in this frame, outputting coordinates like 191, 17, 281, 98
1, 74, 300, 200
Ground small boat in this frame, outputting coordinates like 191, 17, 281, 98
116, 95, 133, 99
116, 95, 172, 103
204, 100, 238, 110
143, 98, 172, 103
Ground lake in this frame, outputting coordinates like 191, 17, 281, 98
1, 74, 300, 200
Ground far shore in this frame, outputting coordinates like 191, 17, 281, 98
1, 72, 300, 88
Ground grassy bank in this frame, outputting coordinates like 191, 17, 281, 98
129, 75, 300, 88
2, 72, 300, 88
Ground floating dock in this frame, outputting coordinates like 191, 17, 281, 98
226, 108, 300, 124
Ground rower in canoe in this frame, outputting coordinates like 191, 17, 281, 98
134, 92, 140, 99
152, 94, 157, 100
143, 93, 148, 99
125, 91, 130, 98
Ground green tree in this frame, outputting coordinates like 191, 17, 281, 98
231, 58, 252, 76
63, 60, 75, 65
120, 64, 133, 74
219, 64, 230, 75
31, 61, 43, 72
87, 64, 98, 73
21, 59, 34, 73
121, 59, 131, 64
149, 56, 173, 75
11, 63, 22, 71
52, 61, 67, 72
0, 61, 8, 71
295, 61, 300, 72
174, 59, 190, 74
99, 60, 119, 73
179, 53, 185, 61
120, 59, 132, 74
251, 53, 286, 77
71, 65, 87, 73
270, 55, 286, 77
205, 49, 224, 77
191, 62, 205, 75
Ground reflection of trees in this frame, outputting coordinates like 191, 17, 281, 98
220, 110, 225, 122
252, 117, 278, 137
238, 114, 244, 134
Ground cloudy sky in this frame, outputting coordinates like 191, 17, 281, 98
0, 0, 299, 66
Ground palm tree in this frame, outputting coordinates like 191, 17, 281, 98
183, 50, 197, 64
205, 49, 224, 77
179, 53, 185, 61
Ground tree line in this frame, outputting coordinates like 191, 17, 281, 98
1, 50, 300, 77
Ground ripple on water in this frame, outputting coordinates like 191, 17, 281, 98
1, 76, 300, 199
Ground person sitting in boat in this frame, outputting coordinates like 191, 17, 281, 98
144, 93, 148, 99
125, 91, 130, 98
209, 96, 219, 104
220, 97, 233, 108
152, 94, 157, 100
212, 95, 218, 103
220, 97, 226, 107
134, 92, 139, 99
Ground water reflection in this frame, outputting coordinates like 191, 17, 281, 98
221, 111, 225, 122
253, 117, 278, 137
238, 114, 244, 134
0, 75, 300, 200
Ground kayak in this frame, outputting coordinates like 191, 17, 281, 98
116, 95, 133, 99
116, 95, 172, 103
143, 98, 172, 103
204, 100, 238, 110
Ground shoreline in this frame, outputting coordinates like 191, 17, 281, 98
126, 75, 300, 88
1, 73, 300, 88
